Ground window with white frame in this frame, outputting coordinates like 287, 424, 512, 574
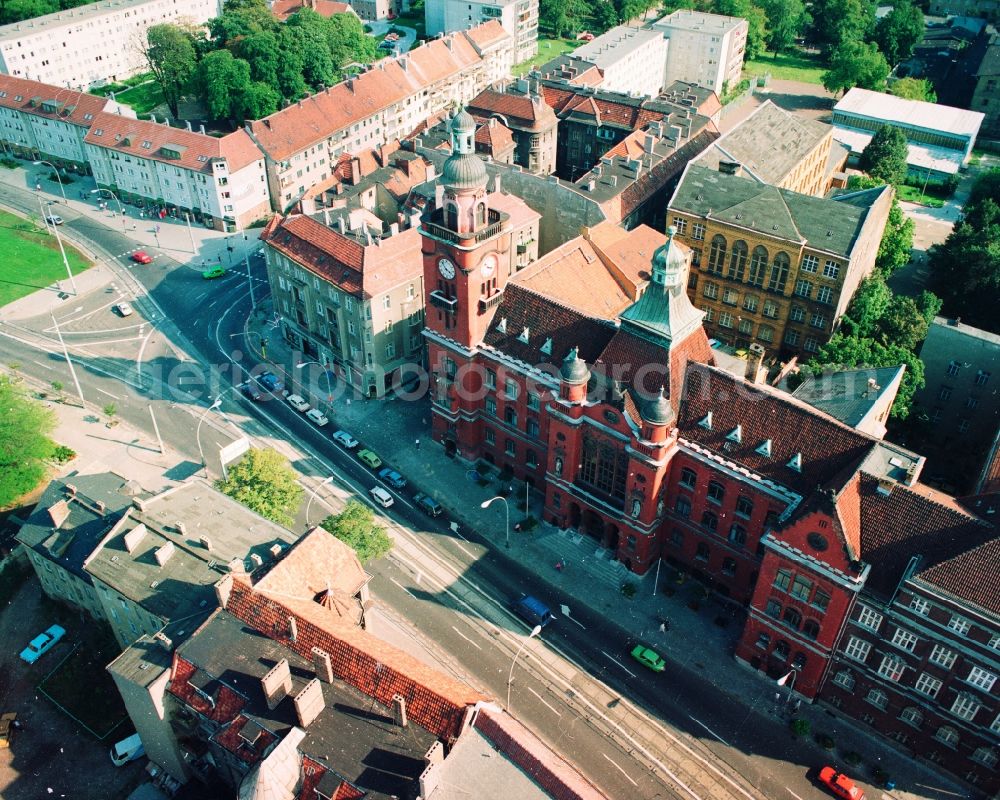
972, 748, 998, 768
866, 688, 889, 709
844, 636, 871, 662
951, 693, 981, 721
833, 670, 856, 691
789, 305, 806, 322
891, 629, 919, 652
899, 706, 923, 727
722, 288, 739, 305
857, 605, 883, 631
673, 217, 688, 234
719, 311, 734, 328
991, 713, 1000, 734
967, 666, 997, 692
504, 378, 518, 400
909, 596, 930, 615
989, 634, 1000, 650
703, 282, 719, 299
878, 654, 906, 681
785, 329, 800, 346
794, 279, 812, 298
803, 337, 819, 353
934, 726, 959, 747
800, 254, 819, 273
915, 672, 943, 698
810, 313, 826, 329
948, 615, 971, 635
823, 261, 841, 279
929, 644, 957, 668
692, 222, 705, 240
816, 286, 834, 304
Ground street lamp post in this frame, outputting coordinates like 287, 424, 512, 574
33, 159, 66, 202
296, 360, 334, 404
183, 211, 196, 253
196, 397, 223, 477
481, 495, 510, 549
51, 313, 85, 406
90, 187, 127, 234
507, 624, 542, 711
305, 475, 335, 527
242, 232, 256, 308
46, 201, 77, 296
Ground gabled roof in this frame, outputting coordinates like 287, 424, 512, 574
792, 365, 904, 428
0, 75, 109, 128
270, 0, 354, 19
468, 88, 556, 129
84, 112, 263, 173
474, 117, 516, 157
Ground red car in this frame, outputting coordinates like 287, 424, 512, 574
130, 251, 153, 264
818, 767, 865, 800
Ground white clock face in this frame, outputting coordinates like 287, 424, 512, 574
438, 257, 456, 279
480, 254, 497, 278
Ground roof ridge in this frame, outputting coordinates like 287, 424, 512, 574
773, 186, 804, 241
505, 281, 618, 327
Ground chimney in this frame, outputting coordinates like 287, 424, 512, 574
644, 134, 655, 154
261, 659, 293, 710
153, 631, 173, 651
149, 113, 156, 124
336, 216, 346, 234
392, 694, 408, 728
293, 679, 325, 728
226, 557, 245, 574
288, 616, 297, 643
389, 222, 399, 236
493, 173, 501, 194
184, 120, 192, 131
199, 124, 206, 135
199, 535, 212, 551
176, 521, 187, 536
311, 646, 333, 682
876, 477, 895, 496
323, 208, 331, 226
249, 552, 264, 569
154, 541, 175, 566
124, 523, 148, 553
269, 543, 283, 559
215, 574, 234, 608
718, 160, 742, 177
65, 483, 77, 495
745, 343, 765, 384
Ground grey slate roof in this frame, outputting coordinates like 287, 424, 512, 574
792, 366, 905, 427
669, 164, 889, 257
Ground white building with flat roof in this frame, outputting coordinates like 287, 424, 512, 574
425, 0, 537, 62
0, 0, 222, 90
569, 25, 669, 98
831, 87, 985, 177
650, 9, 747, 94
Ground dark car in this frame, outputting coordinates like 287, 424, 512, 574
255, 371, 283, 392
378, 467, 407, 489
239, 381, 262, 401
413, 492, 443, 517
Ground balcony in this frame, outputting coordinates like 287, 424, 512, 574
479, 289, 504, 312
429, 290, 458, 312
422, 207, 509, 248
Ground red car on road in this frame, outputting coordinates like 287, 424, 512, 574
130, 251, 153, 264
818, 767, 865, 800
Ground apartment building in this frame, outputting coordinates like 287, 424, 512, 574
425, 0, 538, 62
667, 163, 892, 358
468, 79, 558, 174
567, 25, 669, 99
246, 21, 515, 212
84, 113, 270, 231
0, 0, 222, 89
650, 10, 747, 94
971, 33, 999, 138
0, 74, 132, 170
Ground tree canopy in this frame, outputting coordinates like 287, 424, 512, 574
873, 0, 923, 65
215, 447, 303, 526
759, 0, 807, 54
859, 124, 908, 184
808, 0, 874, 51
320, 499, 392, 564
144, 24, 198, 118
889, 76, 935, 102
847, 174, 914, 276
822, 40, 889, 94
0, 375, 56, 508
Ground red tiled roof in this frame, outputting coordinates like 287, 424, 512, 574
297, 757, 364, 800
271, 0, 354, 19
213, 714, 278, 766
834, 472, 863, 562
474, 117, 516, 157
915, 537, 1000, 615
462, 19, 509, 50
678, 363, 875, 495
468, 89, 556, 130
0, 75, 108, 128
84, 113, 263, 173
168, 655, 248, 723
260, 213, 422, 298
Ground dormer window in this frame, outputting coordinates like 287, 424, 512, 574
755, 439, 772, 457
726, 425, 742, 444
517, 326, 530, 343
787, 452, 802, 472
496, 317, 506, 333
540, 337, 552, 355
698, 411, 713, 430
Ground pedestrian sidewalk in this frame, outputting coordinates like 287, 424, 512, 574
244, 302, 971, 800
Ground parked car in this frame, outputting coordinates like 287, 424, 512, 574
130, 251, 153, 264
19, 624, 66, 664
286, 394, 310, 412
239, 381, 262, 401
332, 430, 359, 449
630, 644, 666, 673
44, 214, 64, 225
414, 492, 443, 517
357, 449, 383, 469
818, 767, 865, 800
378, 40, 395, 49
370, 486, 394, 508
110, 733, 145, 766
378, 467, 407, 489
511, 595, 553, 628
114, 302, 134, 317
255, 371, 283, 392
305, 408, 329, 427
202, 265, 226, 279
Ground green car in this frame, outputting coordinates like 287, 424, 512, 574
357, 449, 383, 469
202, 265, 226, 279
630, 644, 666, 672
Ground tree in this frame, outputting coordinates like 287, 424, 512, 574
875, 200, 915, 274
145, 24, 198, 118
198, 50, 252, 120
539, 0, 570, 36
967, 167, 1000, 208
889, 76, 935, 102
320, 499, 392, 564
822, 40, 889, 94
240, 81, 282, 121
231, 31, 281, 90
873, 0, 923, 65
759, 0, 806, 54
0, 374, 56, 507
859, 124, 908, 184
594, 0, 619, 30
808, 0, 874, 51
841, 274, 891, 337
715, 0, 768, 61
324, 11, 377, 70
286, 10, 336, 89
879, 294, 932, 350
208, 0, 277, 46
216, 447, 303, 526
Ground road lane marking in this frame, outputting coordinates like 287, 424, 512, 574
526, 687, 561, 716
601, 753, 638, 787
31, 359, 53, 371
786, 790, 804, 800
95, 386, 120, 400
689, 715, 730, 746
389, 578, 416, 599
601, 651, 636, 678
451, 626, 482, 650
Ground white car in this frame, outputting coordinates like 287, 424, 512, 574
114, 302, 134, 317
286, 394, 310, 412
332, 430, 359, 449
305, 408, 329, 427
370, 486, 394, 508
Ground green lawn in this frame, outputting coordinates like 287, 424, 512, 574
897, 184, 946, 207
114, 80, 165, 119
0, 210, 92, 307
745, 49, 827, 85
516, 37, 581, 75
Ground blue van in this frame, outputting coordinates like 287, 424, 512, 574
512, 595, 553, 628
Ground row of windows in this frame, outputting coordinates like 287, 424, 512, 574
773, 568, 831, 610
764, 598, 822, 639
859, 602, 982, 641
945, 361, 991, 385
482, 427, 540, 467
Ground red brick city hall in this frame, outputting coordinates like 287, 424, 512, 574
418, 111, 1000, 791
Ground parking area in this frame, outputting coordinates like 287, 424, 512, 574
0, 572, 145, 800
